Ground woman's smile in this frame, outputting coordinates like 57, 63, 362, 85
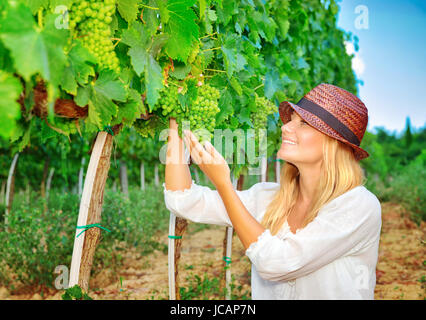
282, 139, 297, 146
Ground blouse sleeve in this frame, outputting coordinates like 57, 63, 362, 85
163, 180, 280, 227
245, 187, 382, 282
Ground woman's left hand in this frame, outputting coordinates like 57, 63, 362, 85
183, 130, 231, 190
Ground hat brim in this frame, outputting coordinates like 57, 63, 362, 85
279, 101, 369, 161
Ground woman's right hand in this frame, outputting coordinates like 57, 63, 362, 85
169, 117, 178, 131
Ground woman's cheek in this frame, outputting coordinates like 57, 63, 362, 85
300, 132, 324, 161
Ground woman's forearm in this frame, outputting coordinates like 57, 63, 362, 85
164, 118, 192, 191
217, 182, 266, 250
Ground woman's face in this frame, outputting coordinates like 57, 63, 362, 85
277, 110, 326, 165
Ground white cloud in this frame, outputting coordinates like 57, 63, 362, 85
344, 41, 365, 76
352, 55, 365, 76
345, 41, 355, 55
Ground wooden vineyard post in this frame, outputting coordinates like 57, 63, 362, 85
260, 156, 267, 182
220, 174, 243, 299
120, 160, 129, 198
168, 212, 177, 300
168, 209, 189, 300
275, 155, 281, 184
1, 180, 6, 206
154, 163, 160, 186
78, 157, 85, 196
69, 124, 121, 292
140, 162, 145, 191
222, 226, 234, 300
4, 153, 19, 231
172, 216, 188, 300
25, 179, 30, 206
168, 145, 190, 300
46, 167, 55, 202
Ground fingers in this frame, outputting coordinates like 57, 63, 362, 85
169, 117, 178, 129
184, 130, 213, 165
204, 141, 222, 164
183, 131, 201, 164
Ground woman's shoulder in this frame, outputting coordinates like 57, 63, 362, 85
319, 185, 382, 225
244, 181, 281, 194
321, 185, 380, 210
348, 185, 381, 214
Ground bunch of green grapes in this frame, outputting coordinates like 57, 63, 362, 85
154, 86, 184, 119
185, 84, 220, 142
68, 0, 119, 73
187, 42, 200, 64
251, 94, 277, 131
152, 84, 220, 142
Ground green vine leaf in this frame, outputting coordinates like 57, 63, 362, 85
121, 22, 151, 76
83, 70, 127, 129
221, 35, 247, 78
60, 41, 96, 95
0, 72, 23, 139
117, 0, 139, 23
122, 22, 164, 108
61, 284, 93, 300
163, 0, 199, 62
0, 4, 68, 87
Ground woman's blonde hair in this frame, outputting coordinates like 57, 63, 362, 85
261, 134, 367, 235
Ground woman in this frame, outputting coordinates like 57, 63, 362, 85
163, 83, 382, 300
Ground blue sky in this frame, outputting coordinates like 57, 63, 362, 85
335, 0, 426, 136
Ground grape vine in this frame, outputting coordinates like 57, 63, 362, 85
137, 83, 220, 142
182, 84, 220, 142
0, 0, 358, 163
68, 0, 120, 74
251, 94, 278, 131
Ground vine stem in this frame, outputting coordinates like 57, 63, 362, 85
44, 119, 70, 142
202, 47, 221, 53
37, 8, 43, 28
199, 32, 217, 40
204, 68, 226, 73
111, 38, 121, 48
139, 4, 159, 10
167, 81, 180, 88
254, 83, 264, 91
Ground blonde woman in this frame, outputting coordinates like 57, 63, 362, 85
164, 83, 381, 300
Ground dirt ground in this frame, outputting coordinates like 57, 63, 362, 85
1, 201, 424, 300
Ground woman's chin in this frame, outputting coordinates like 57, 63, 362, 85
277, 149, 296, 164
277, 149, 287, 161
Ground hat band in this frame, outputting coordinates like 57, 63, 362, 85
296, 98, 360, 146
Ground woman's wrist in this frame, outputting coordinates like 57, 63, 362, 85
215, 179, 233, 194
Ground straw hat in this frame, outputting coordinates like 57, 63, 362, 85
279, 83, 369, 161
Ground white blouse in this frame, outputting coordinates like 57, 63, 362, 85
163, 180, 382, 300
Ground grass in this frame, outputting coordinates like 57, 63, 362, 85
179, 272, 251, 300
0, 183, 171, 293
365, 159, 425, 225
